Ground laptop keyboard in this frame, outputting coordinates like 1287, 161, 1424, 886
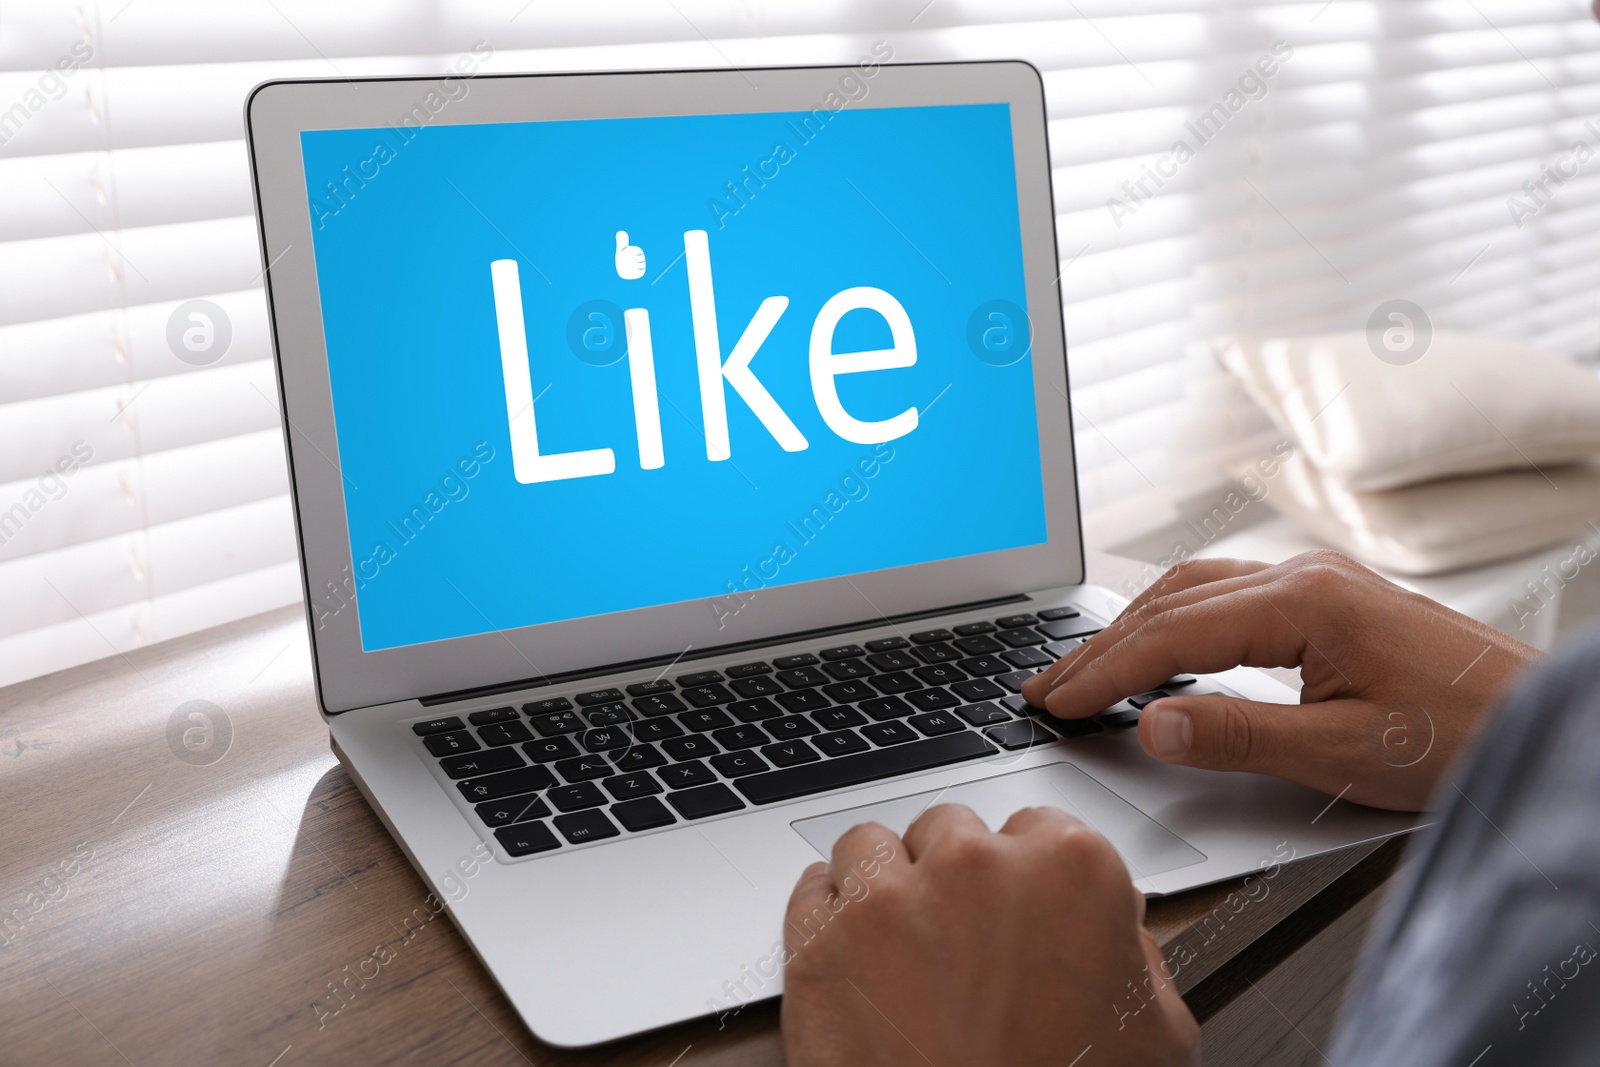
409, 606, 1197, 859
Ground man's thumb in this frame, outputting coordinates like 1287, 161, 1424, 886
1138, 694, 1289, 773
615, 230, 629, 251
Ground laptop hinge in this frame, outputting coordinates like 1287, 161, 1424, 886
417, 593, 1031, 707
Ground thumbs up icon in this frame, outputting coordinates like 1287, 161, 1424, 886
614, 231, 646, 280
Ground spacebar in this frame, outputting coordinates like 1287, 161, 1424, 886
735, 732, 998, 805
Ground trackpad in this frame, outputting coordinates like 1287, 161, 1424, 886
791, 763, 1206, 879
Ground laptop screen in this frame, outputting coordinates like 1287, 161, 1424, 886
299, 102, 1047, 652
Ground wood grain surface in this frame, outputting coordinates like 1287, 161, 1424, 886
0, 553, 1402, 1065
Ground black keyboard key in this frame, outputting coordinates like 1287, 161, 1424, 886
725, 661, 773, 678
814, 729, 871, 756
476, 794, 551, 828
583, 703, 635, 726
632, 717, 685, 742
711, 751, 770, 777
580, 727, 630, 752
683, 683, 735, 708
996, 613, 1038, 628
439, 748, 523, 779
554, 808, 620, 843
822, 659, 873, 681
998, 627, 1047, 648
523, 696, 573, 715
1045, 715, 1105, 739
911, 642, 961, 664
467, 707, 518, 727
529, 710, 583, 736
730, 675, 784, 699
776, 689, 831, 714
913, 663, 967, 687
457, 764, 557, 802
1037, 606, 1081, 621
777, 666, 829, 689
522, 736, 580, 763
953, 621, 996, 636
495, 821, 561, 856
955, 701, 1011, 726
1002, 647, 1053, 669
1000, 694, 1042, 716
910, 628, 953, 644
867, 650, 919, 672
766, 715, 820, 740
575, 688, 623, 706
1039, 618, 1101, 640
548, 781, 607, 811
662, 734, 720, 761
954, 635, 1005, 656
413, 716, 465, 736
869, 671, 921, 694
677, 670, 725, 687
603, 771, 663, 800
666, 783, 745, 819
633, 693, 687, 717
823, 680, 876, 704
728, 698, 784, 723
774, 653, 819, 669
626, 679, 675, 697
996, 670, 1037, 693
762, 740, 821, 768
954, 655, 1008, 677
864, 636, 910, 652
612, 743, 668, 772
905, 687, 960, 712
1164, 674, 1198, 688
1043, 640, 1081, 658
554, 753, 613, 782
712, 724, 769, 750
812, 706, 868, 730
862, 720, 918, 746
1128, 690, 1170, 710
984, 720, 1059, 750
908, 711, 965, 737
859, 695, 913, 721
952, 677, 1006, 702
1100, 709, 1141, 729
820, 644, 865, 660
425, 730, 480, 757
679, 708, 733, 732
611, 796, 676, 832
659, 759, 717, 789
737, 732, 996, 804
477, 721, 534, 747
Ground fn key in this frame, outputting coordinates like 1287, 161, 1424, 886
494, 821, 560, 856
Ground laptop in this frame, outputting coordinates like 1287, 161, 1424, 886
245, 60, 1417, 1047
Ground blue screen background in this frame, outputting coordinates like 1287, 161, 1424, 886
300, 102, 1047, 651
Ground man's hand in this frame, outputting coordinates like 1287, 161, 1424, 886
781, 805, 1199, 1067
1022, 551, 1544, 811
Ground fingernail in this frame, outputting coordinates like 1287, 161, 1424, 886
1147, 703, 1192, 759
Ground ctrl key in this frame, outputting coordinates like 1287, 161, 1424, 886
494, 821, 561, 857
554, 808, 621, 844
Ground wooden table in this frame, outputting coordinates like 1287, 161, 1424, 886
0, 554, 1408, 1066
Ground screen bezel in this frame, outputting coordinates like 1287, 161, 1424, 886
246, 60, 1084, 714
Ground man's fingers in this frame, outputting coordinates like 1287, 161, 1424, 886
784, 861, 836, 952
831, 821, 904, 882
1137, 693, 1373, 797
1039, 589, 1308, 718
902, 803, 988, 861
997, 804, 1084, 837
1023, 560, 1273, 706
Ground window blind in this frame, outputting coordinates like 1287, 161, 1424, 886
2, 0, 1597, 688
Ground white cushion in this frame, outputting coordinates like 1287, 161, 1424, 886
1216, 331, 1600, 491
1254, 451, 1600, 575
